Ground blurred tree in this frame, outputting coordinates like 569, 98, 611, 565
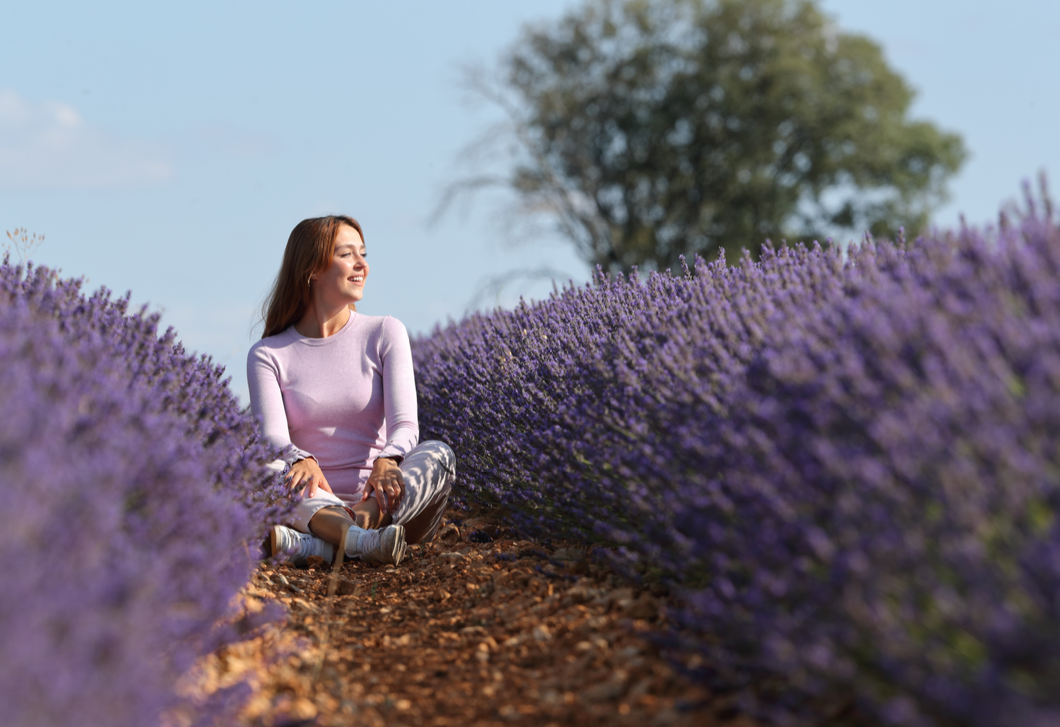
453, 0, 966, 271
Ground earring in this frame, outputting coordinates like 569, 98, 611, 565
307, 275, 312, 288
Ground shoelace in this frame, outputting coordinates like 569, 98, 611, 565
357, 528, 380, 554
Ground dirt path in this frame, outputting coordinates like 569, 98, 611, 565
191, 511, 726, 727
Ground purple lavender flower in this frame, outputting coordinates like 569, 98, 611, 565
0, 259, 289, 726
413, 180, 1060, 725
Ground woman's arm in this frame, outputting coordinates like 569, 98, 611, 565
362, 317, 419, 513
247, 344, 315, 464
376, 316, 419, 462
247, 343, 331, 496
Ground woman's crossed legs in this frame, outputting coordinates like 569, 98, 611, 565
291, 440, 456, 548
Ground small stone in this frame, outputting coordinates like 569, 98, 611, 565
598, 586, 634, 610
583, 671, 628, 702
335, 578, 361, 596
622, 594, 660, 621
552, 547, 586, 562
243, 584, 269, 599
628, 677, 654, 699
583, 681, 624, 702
241, 693, 271, 719
567, 583, 597, 604
274, 696, 317, 721
651, 708, 680, 726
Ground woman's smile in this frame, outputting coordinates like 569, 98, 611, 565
316, 224, 369, 305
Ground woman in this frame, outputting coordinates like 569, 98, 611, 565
248, 215, 455, 567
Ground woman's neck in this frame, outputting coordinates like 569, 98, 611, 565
294, 302, 353, 339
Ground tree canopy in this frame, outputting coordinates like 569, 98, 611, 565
465, 0, 966, 271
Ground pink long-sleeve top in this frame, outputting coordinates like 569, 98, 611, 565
247, 312, 419, 498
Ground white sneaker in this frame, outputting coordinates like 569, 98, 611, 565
347, 524, 407, 566
269, 525, 335, 566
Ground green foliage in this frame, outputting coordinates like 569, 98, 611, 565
481, 0, 966, 270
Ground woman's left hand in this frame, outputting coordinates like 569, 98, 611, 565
362, 457, 405, 515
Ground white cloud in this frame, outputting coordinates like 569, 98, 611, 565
0, 90, 173, 190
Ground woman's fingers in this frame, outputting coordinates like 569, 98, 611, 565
365, 457, 406, 515
286, 457, 329, 499
366, 469, 405, 515
390, 470, 406, 509
365, 479, 389, 514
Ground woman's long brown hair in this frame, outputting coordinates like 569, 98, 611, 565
261, 215, 364, 338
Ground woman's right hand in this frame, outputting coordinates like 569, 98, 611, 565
286, 457, 333, 498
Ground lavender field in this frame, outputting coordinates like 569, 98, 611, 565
414, 186, 1060, 726
0, 261, 289, 726
2, 186, 1058, 727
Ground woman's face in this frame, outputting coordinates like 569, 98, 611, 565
312, 224, 368, 307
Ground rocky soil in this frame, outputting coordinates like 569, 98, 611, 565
182, 507, 742, 727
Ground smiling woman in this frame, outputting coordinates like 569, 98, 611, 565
259, 215, 365, 338
311, 224, 369, 321
248, 215, 457, 568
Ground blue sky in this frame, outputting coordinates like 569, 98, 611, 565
2, 1, 1056, 403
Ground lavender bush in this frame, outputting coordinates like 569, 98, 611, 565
413, 185, 1060, 725
0, 260, 288, 726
